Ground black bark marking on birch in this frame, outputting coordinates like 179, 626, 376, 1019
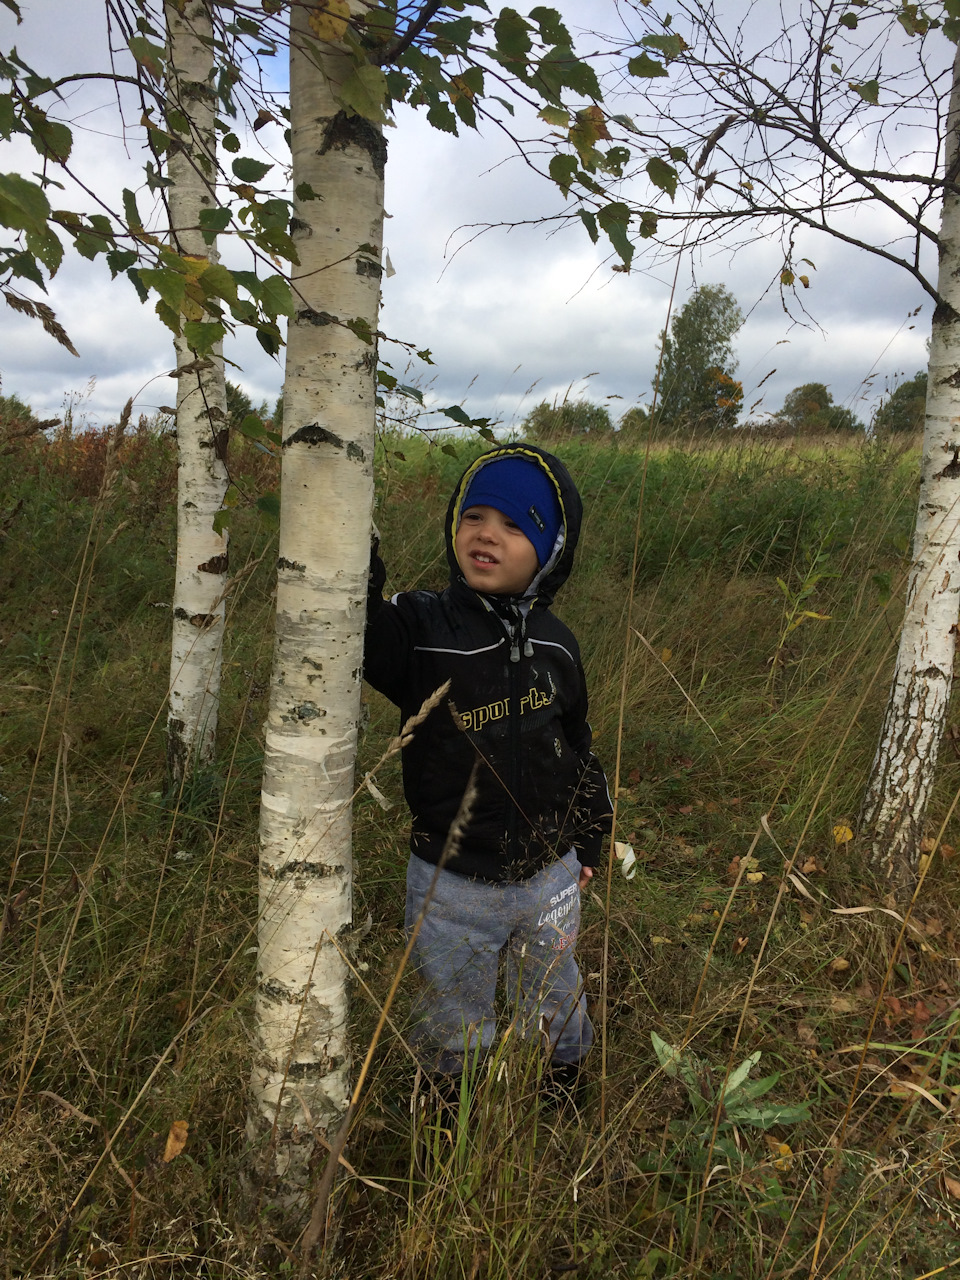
347, 441, 365, 462
288, 702, 325, 721
290, 216, 311, 236
920, 665, 947, 678
278, 557, 306, 572
285, 1057, 341, 1079
284, 423, 343, 449
933, 300, 960, 326
268, 859, 337, 880
319, 109, 387, 179
940, 368, 960, 388
356, 258, 382, 278
258, 978, 288, 1004
198, 552, 228, 574
296, 309, 337, 326
174, 607, 218, 628
934, 450, 960, 479
213, 427, 229, 462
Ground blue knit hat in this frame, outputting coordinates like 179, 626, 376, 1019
461, 456, 563, 567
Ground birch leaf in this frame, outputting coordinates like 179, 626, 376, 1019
833, 824, 853, 845
308, 0, 350, 41
339, 64, 388, 124
162, 1120, 188, 1162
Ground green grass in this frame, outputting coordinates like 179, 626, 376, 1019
2, 422, 959, 1278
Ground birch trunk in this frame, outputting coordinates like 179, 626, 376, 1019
860, 45, 960, 888
165, 0, 229, 786
249, 3, 385, 1198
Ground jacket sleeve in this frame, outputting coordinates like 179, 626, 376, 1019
562, 662, 614, 869
364, 552, 417, 707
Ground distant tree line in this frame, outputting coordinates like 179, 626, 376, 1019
523, 283, 927, 442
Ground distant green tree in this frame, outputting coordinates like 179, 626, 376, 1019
226, 380, 253, 428
874, 372, 927, 434
618, 403, 651, 440
0, 392, 34, 423
779, 383, 862, 434
655, 284, 744, 432
523, 399, 614, 440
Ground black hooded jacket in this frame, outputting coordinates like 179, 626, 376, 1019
364, 443, 613, 883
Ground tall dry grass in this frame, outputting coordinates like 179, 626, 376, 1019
2, 422, 959, 1278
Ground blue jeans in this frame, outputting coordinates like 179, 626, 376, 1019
404, 849, 593, 1073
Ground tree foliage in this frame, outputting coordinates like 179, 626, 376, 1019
523, 398, 614, 440
874, 371, 927, 433
778, 383, 862, 435
655, 283, 743, 431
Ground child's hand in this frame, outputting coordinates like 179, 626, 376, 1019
578, 864, 593, 890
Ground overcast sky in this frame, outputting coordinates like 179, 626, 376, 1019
0, 1, 939, 432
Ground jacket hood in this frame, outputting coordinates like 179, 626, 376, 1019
444, 443, 583, 608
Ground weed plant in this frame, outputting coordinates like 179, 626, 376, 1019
1, 422, 959, 1277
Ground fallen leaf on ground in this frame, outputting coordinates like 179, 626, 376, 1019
732, 935, 749, 954
831, 997, 857, 1013
920, 836, 937, 853
800, 856, 825, 874
162, 1120, 189, 1163
944, 1176, 960, 1200
829, 957, 850, 972
833, 825, 853, 845
797, 1021, 818, 1046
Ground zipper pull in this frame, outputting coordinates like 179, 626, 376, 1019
523, 638, 534, 658
510, 639, 521, 663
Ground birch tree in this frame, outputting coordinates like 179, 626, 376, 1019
163, 0, 230, 787
609, 0, 960, 888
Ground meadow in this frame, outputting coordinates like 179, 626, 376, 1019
2, 419, 959, 1279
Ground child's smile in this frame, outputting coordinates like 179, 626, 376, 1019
455, 505, 540, 595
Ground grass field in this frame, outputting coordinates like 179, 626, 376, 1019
2, 420, 960, 1278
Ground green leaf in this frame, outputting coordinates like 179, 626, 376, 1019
494, 8, 532, 60
839, 12, 858, 28
183, 319, 226, 354
579, 209, 598, 243
295, 182, 319, 202
138, 267, 187, 312
650, 1031, 682, 1078
548, 153, 579, 198
31, 116, 72, 163
597, 201, 634, 268
199, 206, 231, 244
232, 156, 273, 183
539, 105, 570, 128
0, 171, 50, 234
154, 297, 181, 335
722, 1052, 761, 1099
535, 45, 601, 102
441, 442, 459, 459
212, 507, 230, 536
256, 491, 280, 525
1, 0, 23, 19
641, 32, 684, 60
627, 52, 668, 79
646, 156, 677, 200
427, 100, 458, 133
849, 79, 879, 104
222, 132, 241, 153
128, 35, 165, 80
260, 273, 294, 318
339, 63, 389, 124
237, 412, 266, 439
122, 187, 143, 230
441, 404, 471, 426
200, 261, 238, 305
529, 5, 570, 45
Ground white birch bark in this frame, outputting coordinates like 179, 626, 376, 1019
860, 45, 960, 886
249, 3, 385, 1197
165, 0, 229, 785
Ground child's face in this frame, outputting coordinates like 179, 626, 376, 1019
455, 505, 540, 595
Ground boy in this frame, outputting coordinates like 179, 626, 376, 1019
365, 444, 612, 1094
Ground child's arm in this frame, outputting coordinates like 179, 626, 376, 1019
561, 663, 614, 876
364, 540, 417, 706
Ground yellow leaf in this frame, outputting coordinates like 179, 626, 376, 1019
919, 835, 936, 853
308, 0, 350, 41
162, 1119, 189, 1163
799, 275, 810, 288
765, 1137, 794, 1171
829, 957, 850, 972
746, 871, 764, 883
650, 935, 674, 946
661, 647, 672, 664
833, 824, 853, 845
944, 1175, 960, 1200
